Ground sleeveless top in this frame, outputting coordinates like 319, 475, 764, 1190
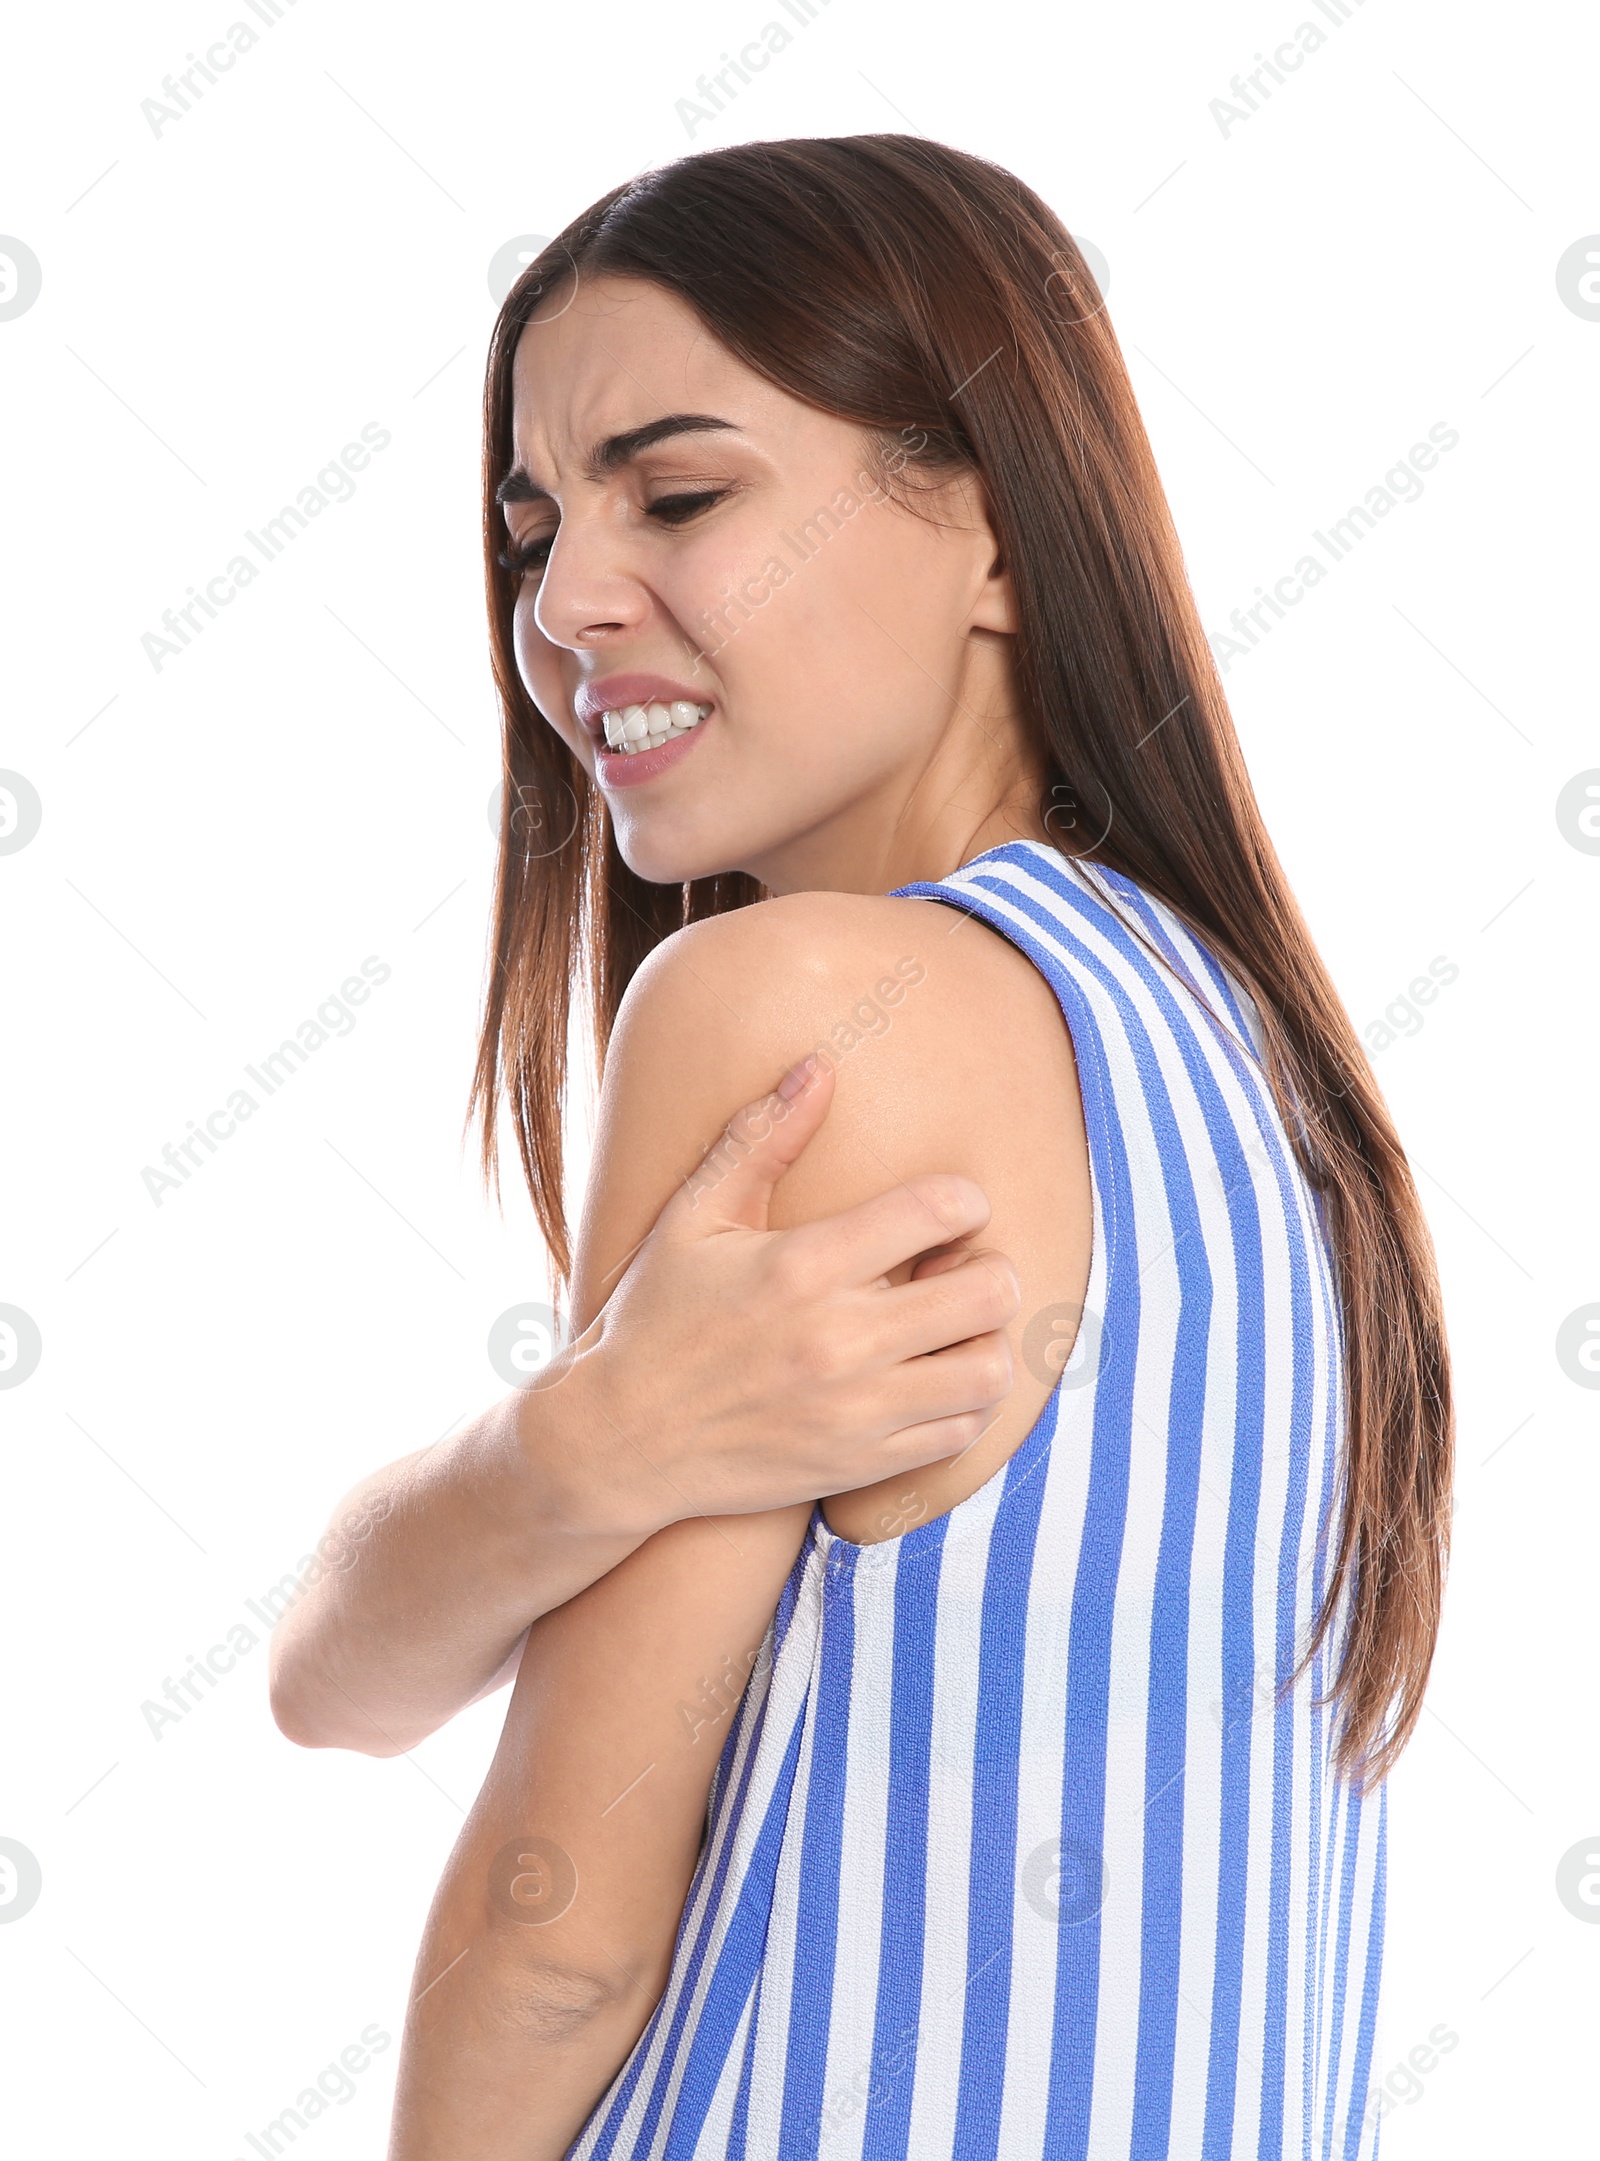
567, 836, 1385, 2161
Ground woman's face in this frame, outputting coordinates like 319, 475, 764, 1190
502, 274, 1031, 893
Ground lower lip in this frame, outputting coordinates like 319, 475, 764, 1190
595, 718, 710, 789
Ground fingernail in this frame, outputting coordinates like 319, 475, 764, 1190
778, 1054, 820, 1100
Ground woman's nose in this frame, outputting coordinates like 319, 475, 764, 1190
533, 515, 653, 651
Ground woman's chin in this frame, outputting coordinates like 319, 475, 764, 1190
611, 824, 746, 891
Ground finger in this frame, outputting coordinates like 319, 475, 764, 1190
660, 1055, 837, 1237
859, 1252, 1021, 1370
859, 1325, 1017, 1439
831, 1406, 1005, 1488
779, 1173, 995, 1291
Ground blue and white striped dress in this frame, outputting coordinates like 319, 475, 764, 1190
568, 836, 1385, 2161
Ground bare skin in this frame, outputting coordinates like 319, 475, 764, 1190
379, 275, 1093, 2156
267, 1058, 1022, 1757
389, 900, 1089, 2156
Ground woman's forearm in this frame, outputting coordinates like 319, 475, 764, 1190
385, 1506, 812, 2158
268, 1064, 1020, 1758
268, 1372, 647, 1756
386, 1888, 664, 2161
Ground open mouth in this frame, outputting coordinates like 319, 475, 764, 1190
598, 699, 711, 756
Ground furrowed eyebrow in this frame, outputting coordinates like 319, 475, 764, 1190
590, 413, 737, 472
493, 470, 553, 506
494, 413, 738, 506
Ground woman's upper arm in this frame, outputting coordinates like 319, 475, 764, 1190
567, 887, 1084, 1332
570, 889, 1091, 1538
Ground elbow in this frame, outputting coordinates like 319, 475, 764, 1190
267, 1669, 343, 1753
469, 1906, 666, 2046
270, 1694, 413, 1758
481, 1954, 632, 2045
266, 1643, 412, 1758
266, 1638, 319, 1748
265, 1615, 328, 1749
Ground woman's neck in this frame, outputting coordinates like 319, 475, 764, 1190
746, 652, 1050, 897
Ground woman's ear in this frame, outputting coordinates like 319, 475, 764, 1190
960, 474, 1018, 635
971, 546, 1019, 636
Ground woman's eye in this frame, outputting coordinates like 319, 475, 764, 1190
646, 488, 731, 526
496, 489, 729, 576
496, 532, 555, 577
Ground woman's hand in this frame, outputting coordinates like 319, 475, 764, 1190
268, 1054, 1018, 1758
539, 1050, 1024, 1543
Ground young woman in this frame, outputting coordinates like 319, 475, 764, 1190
384, 136, 1451, 2160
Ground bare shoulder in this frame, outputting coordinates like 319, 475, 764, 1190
583, 882, 1093, 1539
601, 886, 1078, 1227
615, 885, 1067, 1091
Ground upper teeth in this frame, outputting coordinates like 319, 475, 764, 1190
602, 700, 710, 754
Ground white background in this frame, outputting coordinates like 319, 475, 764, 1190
1, 0, 1595, 2153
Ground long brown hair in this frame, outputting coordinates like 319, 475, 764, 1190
469, 134, 1450, 1784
